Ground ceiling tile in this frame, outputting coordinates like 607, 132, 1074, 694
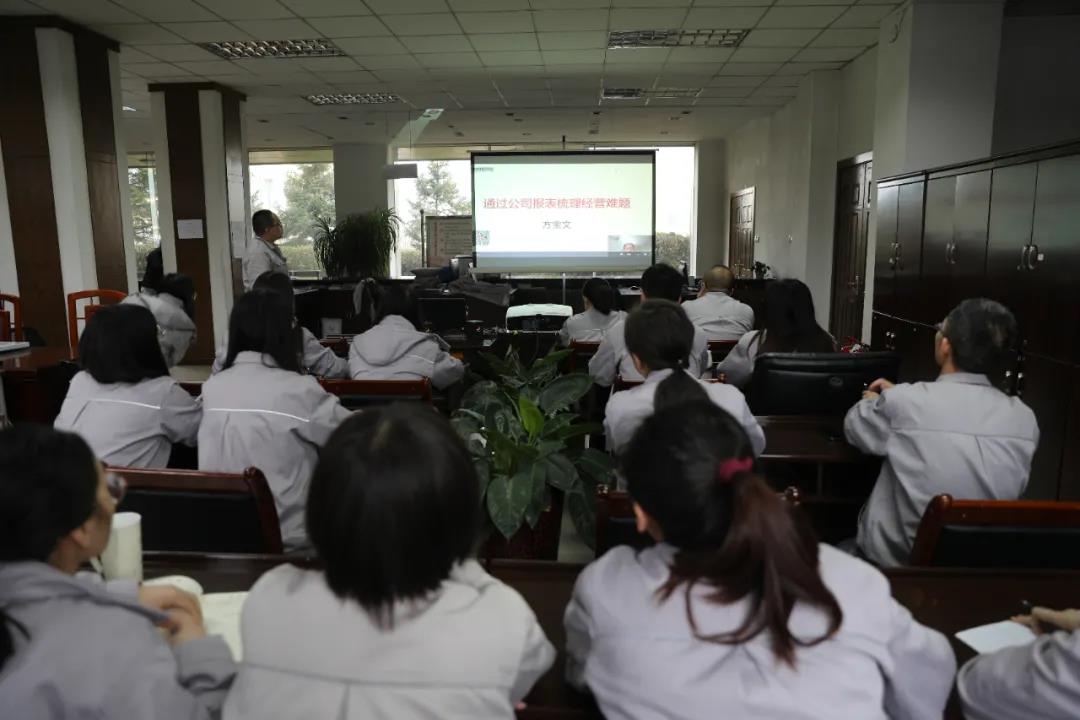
353, 54, 423, 69
380, 13, 460, 35
740, 28, 819, 47
775, 61, 843, 74
692, 0, 771, 4
33, 0, 142, 23
665, 46, 733, 63
469, 33, 538, 51
118, 48, 159, 65
296, 56, 362, 71
416, 52, 483, 67
307, 16, 389, 37
233, 18, 319, 37
536, 31, 606, 50
533, 10, 609, 32
694, 97, 746, 106
811, 28, 879, 47
278, 0, 371, 16
316, 69, 380, 83
479, 50, 543, 66
609, 9, 687, 31
530, 0, 607, 7
136, 44, 220, 61
682, 7, 767, 29
756, 85, 799, 96
112, 0, 216, 22
605, 48, 670, 65
776, 0, 854, 4
163, 22, 251, 42
456, 11, 534, 34
333, 37, 409, 54
613, 0, 692, 6
97, 24, 189, 44
542, 49, 605, 65
833, 4, 896, 28
231, 58, 318, 75
730, 47, 798, 63
205, 74, 259, 84
699, 86, 753, 97
792, 46, 863, 62
716, 62, 781, 75
401, 35, 474, 53
175, 60, 245, 75
374, 68, 433, 80
708, 75, 768, 86
448, 0, 528, 9
129, 63, 196, 78
757, 6, 848, 28
193, 0, 294, 20
0, 0, 39, 15
366, 0, 449, 12
762, 75, 800, 86
858, 0, 900, 4
743, 94, 791, 106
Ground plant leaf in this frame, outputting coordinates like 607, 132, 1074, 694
486, 471, 532, 539
539, 413, 577, 438
543, 453, 580, 492
567, 487, 596, 551
553, 421, 602, 442
575, 448, 615, 487
531, 348, 572, 370
538, 373, 593, 415
523, 462, 550, 529
461, 380, 500, 408
517, 394, 544, 439
474, 459, 490, 504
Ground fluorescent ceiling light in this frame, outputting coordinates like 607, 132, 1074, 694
122, 105, 137, 112
608, 29, 749, 48
201, 39, 344, 59
305, 93, 402, 105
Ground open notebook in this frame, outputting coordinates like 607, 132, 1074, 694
201, 592, 247, 660
956, 621, 1037, 654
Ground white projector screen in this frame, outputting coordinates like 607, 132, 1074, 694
471, 151, 655, 273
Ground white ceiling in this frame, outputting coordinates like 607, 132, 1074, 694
1, 0, 899, 149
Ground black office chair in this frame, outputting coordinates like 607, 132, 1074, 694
747, 352, 900, 415
417, 297, 467, 333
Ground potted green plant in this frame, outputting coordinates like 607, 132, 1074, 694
451, 348, 614, 559
312, 208, 399, 279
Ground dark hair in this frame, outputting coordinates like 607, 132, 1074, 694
640, 263, 685, 302
252, 209, 276, 237
252, 271, 296, 314
79, 304, 170, 384
375, 285, 417, 325
942, 298, 1018, 374
756, 279, 836, 354
224, 288, 301, 373
582, 278, 616, 315
624, 403, 843, 666
143, 247, 163, 292
306, 404, 480, 625
156, 273, 196, 320
0, 425, 100, 670
625, 300, 706, 410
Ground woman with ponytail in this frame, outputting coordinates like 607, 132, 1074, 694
565, 403, 956, 719
0, 425, 235, 716
602, 299, 764, 456
558, 278, 626, 345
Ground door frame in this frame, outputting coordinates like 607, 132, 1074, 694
729, 186, 755, 277
829, 152, 873, 341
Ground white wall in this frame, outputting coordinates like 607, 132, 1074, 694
805, 72, 841, 328
871, 3, 915, 180
694, 138, 726, 273
837, 46, 878, 162
0, 138, 17, 296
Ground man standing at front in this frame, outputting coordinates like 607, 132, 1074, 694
681, 264, 754, 341
845, 298, 1039, 566
244, 209, 288, 290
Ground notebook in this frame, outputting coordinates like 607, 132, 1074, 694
0, 341, 30, 354
956, 620, 1037, 654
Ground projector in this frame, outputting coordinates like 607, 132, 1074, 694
505, 304, 572, 332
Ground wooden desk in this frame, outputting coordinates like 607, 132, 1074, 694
0, 346, 74, 422
757, 415, 863, 464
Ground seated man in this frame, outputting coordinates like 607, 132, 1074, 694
681, 264, 755, 341
845, 298, 1039, 566
588, 264, 710, 386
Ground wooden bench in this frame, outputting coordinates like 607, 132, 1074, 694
319, 377, 434, 409
565, 341, 600, 374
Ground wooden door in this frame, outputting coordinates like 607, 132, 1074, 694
985, 163, 1036, 336
950, 170, 992, 308
729, 188, 755, 278
896, 180, 927, 323
829, 157, 872, 342
921, 176, 956, 323
873, 184, 900, 317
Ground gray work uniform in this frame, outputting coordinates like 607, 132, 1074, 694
211, 327, 349, 379
715, 330, 762, 388
54, 371, 201, 469
681, 292, 755, 342
223, 560, 555, 720
588, 318, 711, 386
198, 351, 351, 551
348, 315, 465, 390
242, 238, 288, 290
0, 561, 236, 719
844, 372, 1040, 566
603, 368, 765, 457
122, 291, 197, 367
564, 543, 956, 720
557, 308, 627, 346
958, 628, 1080, 720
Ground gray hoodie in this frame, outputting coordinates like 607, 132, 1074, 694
348, 315, 464, 390
0, 561, 236, 718
122, 291, 197, 368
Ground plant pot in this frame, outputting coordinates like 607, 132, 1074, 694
482, 489, 564, 560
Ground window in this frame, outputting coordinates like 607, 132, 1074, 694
249, 154, 335, 277
392, 160, 472, 276
127, 152, 160, 277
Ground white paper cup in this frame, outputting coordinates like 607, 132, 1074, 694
101, 512, 142, 582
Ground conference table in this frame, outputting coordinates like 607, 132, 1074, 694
143, 552, 1079, 720
0, 346, 73, 423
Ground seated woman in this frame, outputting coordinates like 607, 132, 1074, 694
211, 272, 349, 379
54, 304, 200, 469
557, 278, 626, 345
122, 272, 198, 367
225, 404, 555, 718
566, 403, 956, 719
0, 425, 235, 716
717, 278, 836, 388
603, 299, 764, 457
348, 285, 464, 389
958, 605, 1080, 719
199, 289, 351, 551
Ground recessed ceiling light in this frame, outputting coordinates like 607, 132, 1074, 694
602, 87, 644, 100
602, 87, 701, 100
305, 93, 401, 106
257, 118, 269, 123
201, 39, 344, 59
608, 29, 749, 49
122, 105, 137, 112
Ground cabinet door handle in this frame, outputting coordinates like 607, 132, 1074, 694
1027, 244, 1041, 270
1018, 245, 1029, 271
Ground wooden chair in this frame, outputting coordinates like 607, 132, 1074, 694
111, 466, 283, 554
909, 494, 1080, 569
318, 336, 350, 358
319, 377, 434, 410
566, 341, 600, 373
178, 381, 202, 398
67, 289, 126, 355
707, 340, 738, 364
611, 376, 642, 394
595, 484, 800, 556
0, 293, 23, 341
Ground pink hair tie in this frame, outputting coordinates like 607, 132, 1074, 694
717, 457, 754, 483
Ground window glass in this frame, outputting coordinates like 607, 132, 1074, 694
249, 162, 335, 277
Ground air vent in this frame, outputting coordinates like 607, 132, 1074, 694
305, 93, 402, 106
602, 87, 701, 100
602, 87, 644, 100
202, 39, 344, 59
608, 29, 749, 48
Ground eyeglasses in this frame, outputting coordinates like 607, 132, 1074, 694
105, 472, 126, 505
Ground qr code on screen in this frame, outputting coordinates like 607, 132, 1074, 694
476, 231, 490, 247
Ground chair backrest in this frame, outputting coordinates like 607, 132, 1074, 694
909, 494, 1080, 569
0, 293, 22, 341
612, 376, 643, 393
566, 341, 600, 373
67, 289, 127, 356
595, 485, 800, 556
747, 351, 900, 415
708, 340, 738, 364
320, 377, 434, 410
111, 466, 283, 554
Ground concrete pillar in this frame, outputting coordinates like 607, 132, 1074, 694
694, 138, 727, 275
332, 143, 392, 220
